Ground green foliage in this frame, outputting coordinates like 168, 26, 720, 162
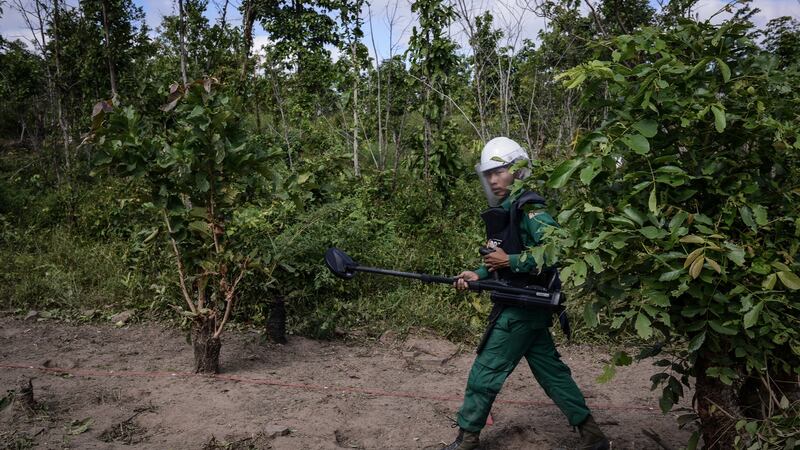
760, 16, 800, 68
541, 16, 800, 439
0, 149, 173, 313
49, 0, 152, 128
407, 119, 467, 195
0, 40, 45, 139
597, 0, 654, 35
733, 398, 800, 450
254, 0, 344, 62
77, 0, 152, 83
238, 174, 489, 339
408, 0, 459, 89
3, 1, 798, 440
156, 0, 242, 81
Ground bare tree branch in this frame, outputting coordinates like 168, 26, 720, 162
407, 72, 482, 140
163, 210, 197, 314
214, 259, 248, 337
584, 0, 607, 37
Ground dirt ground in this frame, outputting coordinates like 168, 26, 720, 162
0, 315, 694, 449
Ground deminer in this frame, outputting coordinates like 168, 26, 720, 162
444, 137, 610, 450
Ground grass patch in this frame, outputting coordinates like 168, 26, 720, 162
0, 226, 168, 313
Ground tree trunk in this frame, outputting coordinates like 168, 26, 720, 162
367, 7, 383, 170
475, 70, 486, 140
383, 59, 393, 171
352, 41, 360, 177
391, 129, 401, 192
178, 0, 189, 85
101, 0, 118, 97
50, 0, 71, 175
423, 87, 431, 179
269, 66, 293, 170
695, 354, 739, 449
240, 0, 255, 80
51, 0, 75, 225
16, 376, 37, 413
253, 65, 262, 133
192, 317, 221, 373
267, 296, 287, 344
219, 0, 229, 28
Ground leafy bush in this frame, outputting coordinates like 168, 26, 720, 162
543, 18, 799, 448
227, 174, 492, 340
89, 78, 294, 372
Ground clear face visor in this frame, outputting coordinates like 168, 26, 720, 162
476, 160, 532, 207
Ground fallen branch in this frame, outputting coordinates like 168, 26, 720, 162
642, 428, 672, 450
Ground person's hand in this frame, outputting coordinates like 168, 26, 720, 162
484, 247, 510, 271
454, 271, 479, 291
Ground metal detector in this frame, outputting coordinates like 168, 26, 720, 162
324, 247, 562, 309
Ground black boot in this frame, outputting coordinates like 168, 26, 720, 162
442, 428, 480, 450
578, 415, 610, 450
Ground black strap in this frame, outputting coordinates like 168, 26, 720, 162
475, 303, 505, 354
558, 310, 571, 340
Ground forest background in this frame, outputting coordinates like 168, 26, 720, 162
1, 0, 799, 447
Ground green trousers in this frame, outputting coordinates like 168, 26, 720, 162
456, 308, 591, 432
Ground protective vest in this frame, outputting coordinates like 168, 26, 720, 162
480, 191, 560, 293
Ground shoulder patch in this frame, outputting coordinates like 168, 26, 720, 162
528, 210, 546, 220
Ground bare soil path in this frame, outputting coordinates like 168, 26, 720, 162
0, 316, 693, 449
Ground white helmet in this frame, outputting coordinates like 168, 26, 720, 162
476, 137, 531, 206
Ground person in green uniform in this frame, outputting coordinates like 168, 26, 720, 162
443, 137, 610, 450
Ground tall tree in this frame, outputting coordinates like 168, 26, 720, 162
178, 0, 188, 84
0, 40, 46, 142
516, 0, 595, 156
761, 16, 800, 68
79, 0, 149, 97
240, 0, 255, 79
406, 0, 458, 179
157, 0, 238, 84
339, 0, 365, 176
457, 8, 502, 140
253, 0, 343, 86
100, 0, 117, 96
597, 0, 654, 35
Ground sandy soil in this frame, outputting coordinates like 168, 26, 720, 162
0, 316, 694, 449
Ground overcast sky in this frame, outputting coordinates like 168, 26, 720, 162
2, 0, 799, 62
